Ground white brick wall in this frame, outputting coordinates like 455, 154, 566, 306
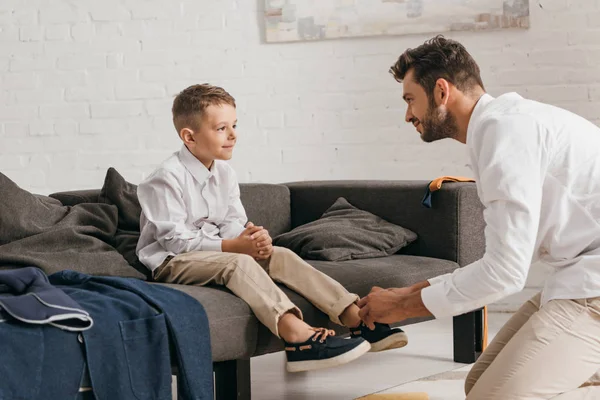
0, 0, 597, 195
1, 1, 599, 309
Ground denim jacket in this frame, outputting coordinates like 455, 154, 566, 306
0, 269, 212, 400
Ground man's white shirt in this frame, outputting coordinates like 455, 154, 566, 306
421, 93, 600, 317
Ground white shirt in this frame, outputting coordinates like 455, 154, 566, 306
136, 145, 248, 271
421, 92, 600, 318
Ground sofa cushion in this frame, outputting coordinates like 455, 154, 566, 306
156, 283, 259, 362
253, 254, 460, 356
273, 197, 417, 261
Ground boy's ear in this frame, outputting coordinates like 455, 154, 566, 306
179, 128, 195, 144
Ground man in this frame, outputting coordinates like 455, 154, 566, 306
358, 35, 600, 399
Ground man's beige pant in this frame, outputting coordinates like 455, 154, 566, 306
465, 292, 600, 400
153, 246, 359, 338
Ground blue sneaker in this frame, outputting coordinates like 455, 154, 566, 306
350, 322, 408, 352
284, 328, 371, 372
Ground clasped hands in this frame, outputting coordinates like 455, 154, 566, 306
224, 222, 273, 261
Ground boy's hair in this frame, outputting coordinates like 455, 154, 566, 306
390, 35, 485, 103
172, 84, 236, 132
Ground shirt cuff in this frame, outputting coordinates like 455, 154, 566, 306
427, 273, 451, 286
230, 222, 246, 238
200, 238, 223, 252
421, 283, 455, 319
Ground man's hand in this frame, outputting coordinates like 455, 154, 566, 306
247, 222, 273, 260
378, 286, 418, 298
362, 281, 430, 300
357, 286, 432, 330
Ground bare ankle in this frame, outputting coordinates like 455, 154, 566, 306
340, 304, 362, 328
278, 312, 313, 343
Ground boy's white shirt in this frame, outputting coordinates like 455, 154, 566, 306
136, 145, 248, 271
421, 92, 600, 318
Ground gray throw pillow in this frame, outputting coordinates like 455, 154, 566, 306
99, 167, 141, 232
273, 197, 417, 261
98, 167, 149, 279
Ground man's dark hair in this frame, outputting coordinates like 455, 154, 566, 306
390, 35, 485, 101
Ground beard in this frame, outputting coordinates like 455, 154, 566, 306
419, 104, 460, 143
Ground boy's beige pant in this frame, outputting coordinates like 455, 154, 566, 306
153, 246, 359, 338
466, 292, 600, 400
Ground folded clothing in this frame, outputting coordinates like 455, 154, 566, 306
0, 267, 92, 331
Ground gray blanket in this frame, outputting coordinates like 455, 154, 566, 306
0, 173, 145, 279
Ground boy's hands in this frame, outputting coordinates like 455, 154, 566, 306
222, 222, 273, 260
222, 224, 261, 257
246, 222, 273, 260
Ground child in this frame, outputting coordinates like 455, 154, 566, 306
136, 84, 408, 372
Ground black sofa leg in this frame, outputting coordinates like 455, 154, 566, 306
213, 359, 251, 400
453, 308, 485, 364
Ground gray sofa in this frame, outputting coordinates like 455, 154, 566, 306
50, 180, 486, 400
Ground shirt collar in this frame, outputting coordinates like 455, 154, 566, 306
177, 145, 219, 185
466, 93, 495, 147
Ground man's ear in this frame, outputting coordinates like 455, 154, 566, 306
179, 128, 194, 144
434, 78, 451, 106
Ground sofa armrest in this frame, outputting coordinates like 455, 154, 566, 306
285, 180, 485, 267
49, 189, 101, 206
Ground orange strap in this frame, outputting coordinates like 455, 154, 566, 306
429, 176, 475, 192
482, 306, 488, 352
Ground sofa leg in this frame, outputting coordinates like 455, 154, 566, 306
213, 359, 251, 400
453, 308, 484, 364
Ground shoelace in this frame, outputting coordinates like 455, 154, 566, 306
310, 327, 335, 343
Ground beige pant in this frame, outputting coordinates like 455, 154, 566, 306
465, 292, 600, 400
153, 246, 359, 338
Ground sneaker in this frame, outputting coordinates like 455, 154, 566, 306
350, 322, 408, 352
284, 328, 371, 372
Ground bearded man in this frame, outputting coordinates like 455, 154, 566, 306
358, 35, 600, 400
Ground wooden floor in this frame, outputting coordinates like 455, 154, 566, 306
249, 313, 512, 399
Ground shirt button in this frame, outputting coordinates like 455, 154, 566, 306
78, 333, 84, 343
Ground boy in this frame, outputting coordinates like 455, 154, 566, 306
136, 84, 408, 372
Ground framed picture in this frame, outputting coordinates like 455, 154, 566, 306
264, 0, 529, 43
